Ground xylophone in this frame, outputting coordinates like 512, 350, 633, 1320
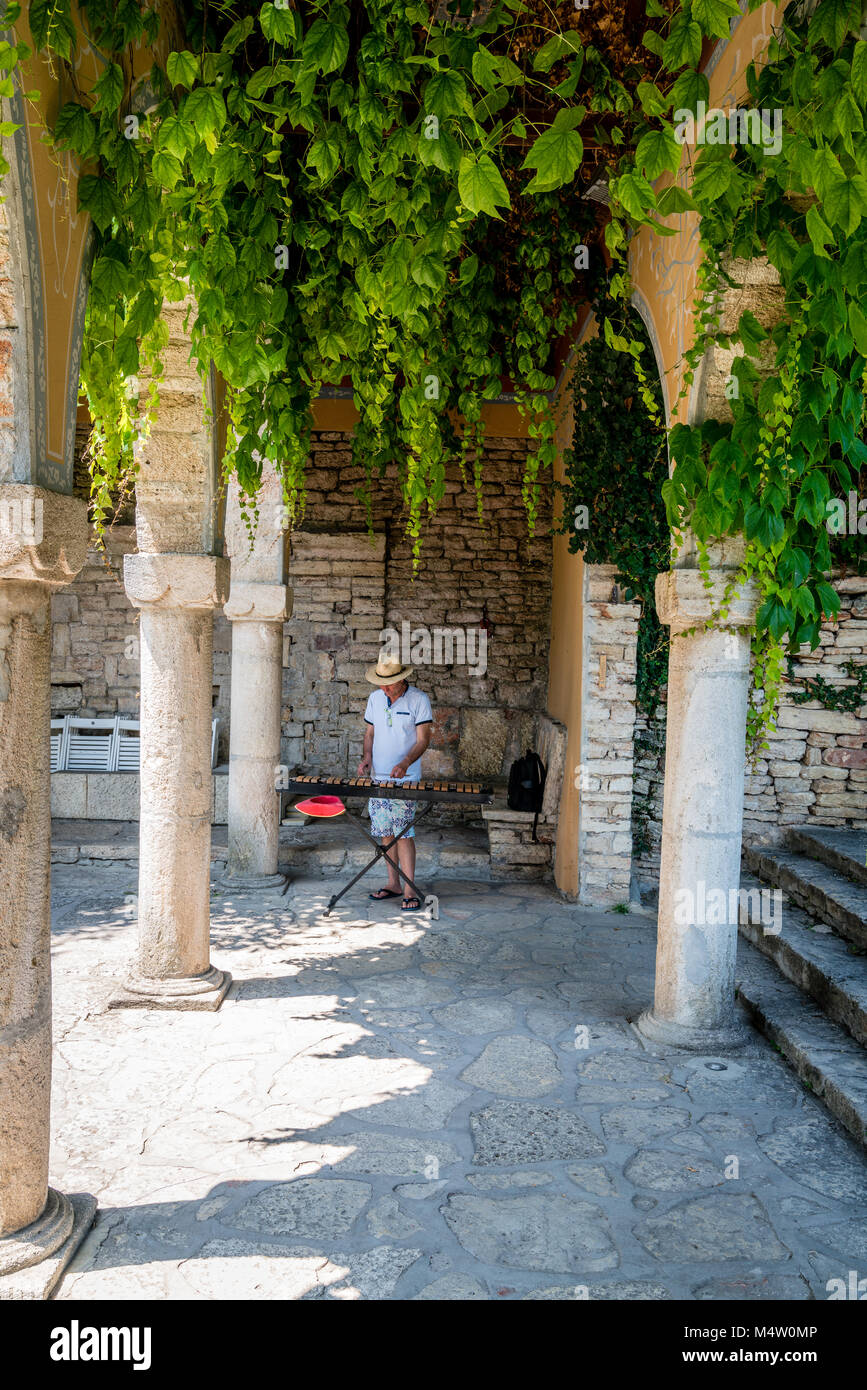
280, 774, 493, 918
284, 774, 494, 806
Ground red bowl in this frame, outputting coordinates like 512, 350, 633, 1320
295, 795, 345, 818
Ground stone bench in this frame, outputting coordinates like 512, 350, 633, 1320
481, 712, 567, 880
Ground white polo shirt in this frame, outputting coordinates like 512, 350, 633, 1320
364, 684, 433, 782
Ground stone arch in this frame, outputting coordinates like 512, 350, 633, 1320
0, 101, 41, 484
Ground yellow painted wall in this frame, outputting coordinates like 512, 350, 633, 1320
310, 396, 528, 437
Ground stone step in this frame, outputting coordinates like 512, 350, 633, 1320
736, 941, 867, 1151
787, 826, 867, 890
743, 845, 867, 949
738, 874, 867, 1050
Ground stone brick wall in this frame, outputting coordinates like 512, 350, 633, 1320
52, 431, 552, 789
576, 563, 641, 906
282, 531, 386, 773
744, 574, 867, 841
50, 526, 140, 716
631, 572, 867, 899
290, 432, 552, 780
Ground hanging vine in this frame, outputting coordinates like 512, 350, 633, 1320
600, 0, 867, 750
9, 0, 867, 750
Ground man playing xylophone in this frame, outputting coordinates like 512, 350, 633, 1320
358, 654, 433, 910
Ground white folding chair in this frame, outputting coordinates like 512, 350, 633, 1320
64, 716, 118, 772
211, 717, 219, 769
50, 717, 68, 772
114, 718, 141, 771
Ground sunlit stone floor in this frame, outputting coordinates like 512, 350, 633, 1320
48, 862, 867, 1300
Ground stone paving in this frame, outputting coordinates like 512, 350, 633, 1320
48, 863, 867, 1300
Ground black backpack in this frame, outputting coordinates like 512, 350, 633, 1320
507, 750, 547, 841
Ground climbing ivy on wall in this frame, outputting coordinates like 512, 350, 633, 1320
599, 0, 867, 749
559, 297, 670, 713
14, 0, 867, 746
788, 657, 867, 711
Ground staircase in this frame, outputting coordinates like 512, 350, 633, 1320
737, 827, 867, 1149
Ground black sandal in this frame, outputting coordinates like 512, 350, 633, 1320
369, 888, 401, 900
401, 896, 421, 911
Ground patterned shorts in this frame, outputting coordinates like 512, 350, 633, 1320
369, 796, 416, 840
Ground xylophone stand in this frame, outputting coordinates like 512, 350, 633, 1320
324, 803, 439, 920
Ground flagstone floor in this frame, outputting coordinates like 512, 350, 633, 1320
49, 862, 867, 1301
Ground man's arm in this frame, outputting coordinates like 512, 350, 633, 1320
390, 722, 432, 779
357, 722, 374, 776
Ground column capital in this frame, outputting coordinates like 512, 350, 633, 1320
655, 568, 758, 635
0, 485, 88, 590
223, 580, 292, 624
123, 552, 230, 612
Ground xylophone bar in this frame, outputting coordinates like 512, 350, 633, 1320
284, 775, 493, 805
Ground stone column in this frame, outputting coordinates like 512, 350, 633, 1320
224, 585, 291, 884
113, 299, 231, 1010
222, 467, 290, 885
0, 485, 95, 1290
120, 553, 230, 1007
637, 555, 758, 1049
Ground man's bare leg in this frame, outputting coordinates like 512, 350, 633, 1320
397, 836, 417, 903
382, 837, 402, 894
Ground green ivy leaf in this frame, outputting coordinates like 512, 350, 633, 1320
260, 2, 300, 45
662, 19, 702, 71
458, 153, 510, 217
156, 112, 197, 158
222, 16, 255, 53
93, 61, 124, 113
166, 50, 200, 89
521, 123, 584, 193
183, 87, 227, 138
766, 227, 800, 274
852, 40, 867, 103
306, 135, 340, 181
756, 595, 793, 640
655, 183, 697, 215
302, 17, 350, 75
848, 302, 867, 356
151, 149, 183, 188
424, 69, 468, 118
824, 172, 867, 235
690, 151, 735, 201
533, 33, 582, 73
635, 126, 681, 181
692, 0, 742, 40
613, 170, 656, 219
636, 81, 669, 117
418, 126, 461, 171
806, 204, 835, 257
54, 102, 97, 158
737, 310, 766, 356
90, 254, 128, 299
77, 174, 122, 230
669, 68, 710, 114
810, 0, 862, 52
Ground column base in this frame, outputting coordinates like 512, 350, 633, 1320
220, 870, 286, 890
0, 1189, 96, 1297
635, 1008, 750, 1052
109, 965, 232, 1012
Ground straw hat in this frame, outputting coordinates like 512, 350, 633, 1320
365, 654, 415, 686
